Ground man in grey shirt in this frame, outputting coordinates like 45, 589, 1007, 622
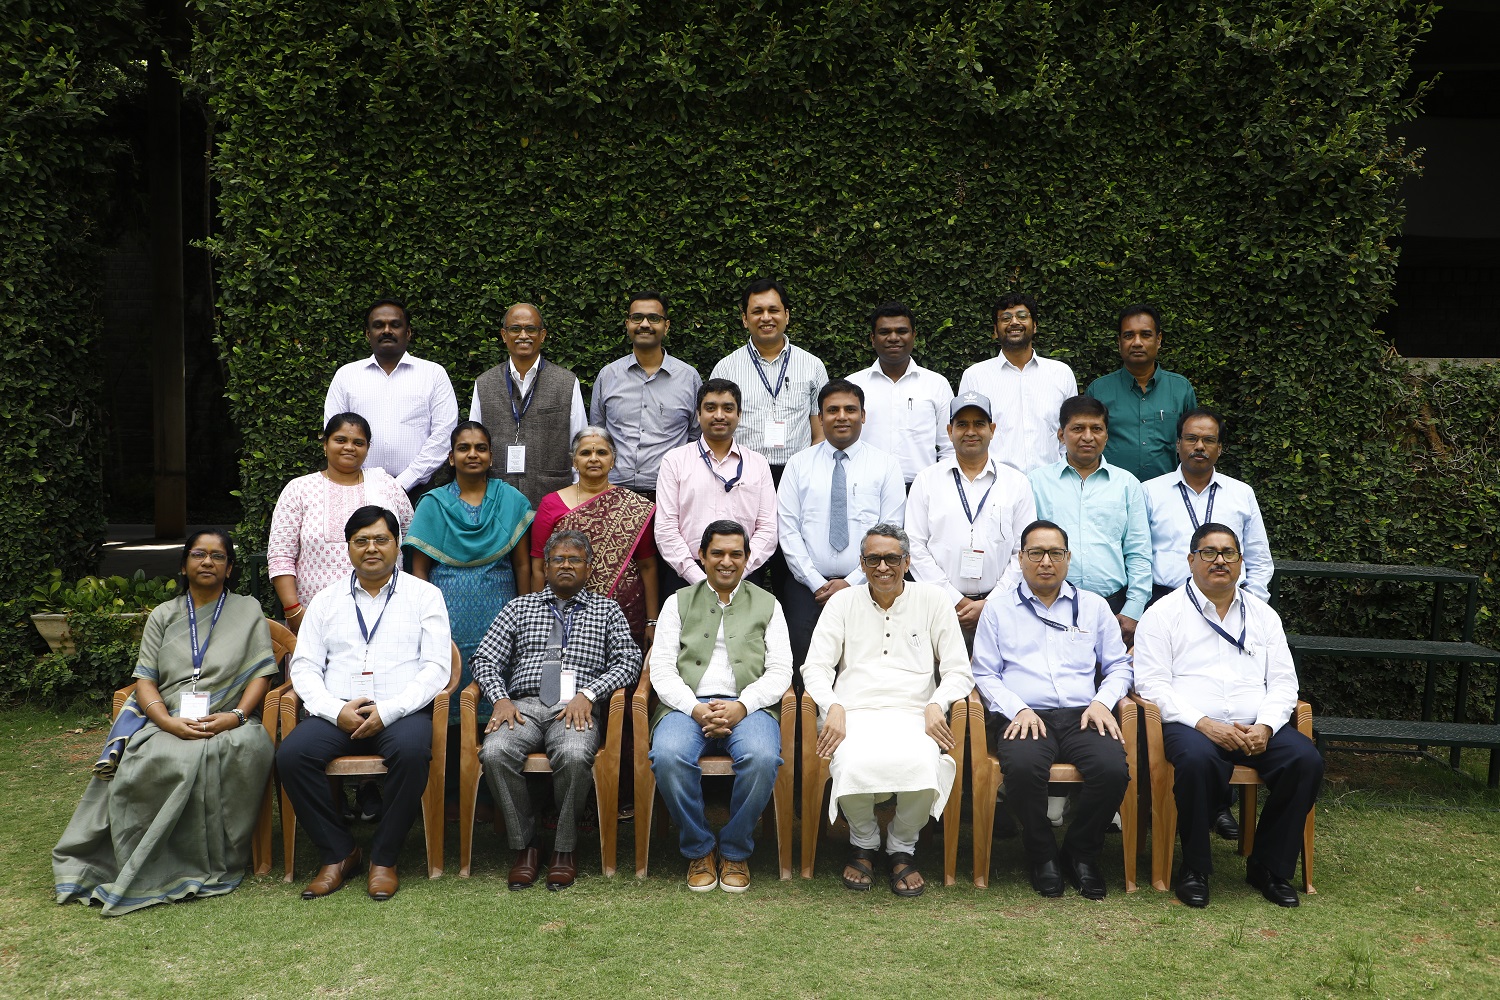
588, 290, 702, 503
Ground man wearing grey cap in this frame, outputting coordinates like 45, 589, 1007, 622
906, 391, 1036, 647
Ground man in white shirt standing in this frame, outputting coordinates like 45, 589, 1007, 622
1134, 522, 1323, 909
776, 379, 906, 666
470, 302, 589, 507
323, 299, 459, 497
906, 390, 1035, 647
845, 301, 953, 486
279, 505, 453, 902
647, 520, 793, 892
803, 525, 972, 897
1143, 408, 1274, 603
958, 292, 1078, 474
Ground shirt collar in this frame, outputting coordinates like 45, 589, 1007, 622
699, 437, 743, 462
946, 455, 998, 483
1118, 365, 1157, 394
748, 339, 791, 363
1172, 465, 1221, 492
1014, 577, 1077, 609
824, 439, 865, 460
539, 584, 588, 608
628, 350, 674, 375
363, 354, 414, 372
716, 582, 743, 607
509, 357, 544, 383
866, 358, 921, 383
1000, 350, 1040, 372
1060, 456, 1112, 481
1187, 579, 1241, 622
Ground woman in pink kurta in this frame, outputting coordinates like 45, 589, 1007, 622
267, 412, 413, 629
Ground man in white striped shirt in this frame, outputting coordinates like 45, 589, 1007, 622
323, 299, 459, 496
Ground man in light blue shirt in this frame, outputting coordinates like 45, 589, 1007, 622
776, 379, 906, 664
971, 519, 1132, 899
1027, 395, 1152, 646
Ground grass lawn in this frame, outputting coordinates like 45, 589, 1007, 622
3, 704, 1498, 999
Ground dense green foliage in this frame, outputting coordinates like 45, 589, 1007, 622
0, 1, 145, 696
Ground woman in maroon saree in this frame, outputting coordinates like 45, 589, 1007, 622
530, 426, 659, 650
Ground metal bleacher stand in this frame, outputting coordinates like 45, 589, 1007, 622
1270, 561, 1500, 788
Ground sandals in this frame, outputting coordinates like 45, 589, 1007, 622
841, 847, 877, 891
887, 851, 925, 897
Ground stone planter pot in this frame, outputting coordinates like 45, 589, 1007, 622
31, 612, 147, 656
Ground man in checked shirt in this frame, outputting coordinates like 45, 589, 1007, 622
470, 530, 641, 891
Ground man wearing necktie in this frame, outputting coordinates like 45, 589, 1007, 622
775, 379, 906, 667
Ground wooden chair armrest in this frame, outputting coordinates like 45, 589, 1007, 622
607, 685, 626, 727
1294, 700, 1313, 738
112, 682, 139, 721
949, 694, 967, 726
967, 690, 990, 750
1114, 697, 1137, 723
280, 687, 303, 736
799, 691, 819, 762
631, 660, 653, 717
458, 680, 482, 757
1129, 693, 1165, 768
778, 687, 797, 757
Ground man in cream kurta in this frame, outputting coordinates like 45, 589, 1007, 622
802, 525, 972, 896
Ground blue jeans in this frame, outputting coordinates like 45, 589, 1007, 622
649, 701, 782, 861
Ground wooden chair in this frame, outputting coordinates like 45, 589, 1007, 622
1134, 695, 1316, 894
279, 642, 461, 881
967, 691, 1140, 890
456, 681, 628, 877
631, 663, 797, 880
799, 691, 969, 885
110, 618, 295, 877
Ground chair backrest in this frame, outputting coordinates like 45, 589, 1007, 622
268, 619, 296, 675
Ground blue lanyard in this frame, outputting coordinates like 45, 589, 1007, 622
1177, 480, 1218, 529
548, 600, 578, 650
746, 343, 791, 401
503, 358, 546, 431
1185, 585, 1249, 655
1016, 583, 1079, 632
352, 568, 399, 646
698, 441, 744, 492
951, 468, 995, 525
186, 590, 228, 690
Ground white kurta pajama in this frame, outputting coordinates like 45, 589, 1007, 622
802, 582, 973, 836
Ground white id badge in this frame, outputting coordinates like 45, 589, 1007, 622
352, 671, 376, 699
179, 691, 211, 718
765, 419, 788, 449
506, 444, 527, 474
959, 548, 985, 579
559, 669, 577, 703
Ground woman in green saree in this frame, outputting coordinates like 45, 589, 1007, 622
52, 530, 278, 917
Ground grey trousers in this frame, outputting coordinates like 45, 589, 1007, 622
479, 695, 601, 852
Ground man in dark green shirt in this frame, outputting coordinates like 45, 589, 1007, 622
1085, 304, 1197, 481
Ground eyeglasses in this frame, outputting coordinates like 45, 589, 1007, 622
998, 310, 1032, 322
1021, 548, 1069, 563
628, 312, 666, 324
503, 324, 542, 336
1181, 434, 1220, 447
188, 549, 229, 564
350, 535, 394, 548
548, 555, 588, 566
860, 553, 907, 568
1192, 547, 1242, 564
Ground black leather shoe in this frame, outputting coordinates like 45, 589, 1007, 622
1246, 858, 1299, 907
1213, 807, 1240, 840
1175, 868, 1210, 908
1029, 859, 1064, 898
1060, 850, 1106, 900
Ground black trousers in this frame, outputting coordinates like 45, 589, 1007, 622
780, 576, 824, 669
276, 710, 434, 868
992, 706, 1130, 866
1161, 721, 1323, 880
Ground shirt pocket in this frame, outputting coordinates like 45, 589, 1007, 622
1089, 499, 1128, 539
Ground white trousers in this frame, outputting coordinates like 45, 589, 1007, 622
839, 790, 938, 855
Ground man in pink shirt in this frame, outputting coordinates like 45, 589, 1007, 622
655, 379, 779, 597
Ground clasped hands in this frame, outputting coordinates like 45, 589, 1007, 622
337, 697, 386, 739
691, 699, 748, 738
1196, 718, 1272, 755
164, 712, 240, 739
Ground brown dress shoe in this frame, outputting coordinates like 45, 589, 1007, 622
547, 850, 578, 891
719, 857, 751, 893
508, 846, 541, 891
686, 852, 719, 892
301, 848, 363, 899
367, 864, 399, 901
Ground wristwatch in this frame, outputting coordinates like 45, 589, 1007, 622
231, 708, 247, 727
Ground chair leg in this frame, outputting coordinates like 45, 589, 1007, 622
594, 754, 620, 878
253, 773, 274, 876
634, 766, 656, 879
280, 784, 298, 883
970, 761, 998, 889
774, 762, 794, 881
1301, 803, 1316, 894
1239, 784, 1258, 858
423, 769, 444, 878
1151, 762, 1176, 892
458, 751, 480, 878
1119, 773, 1138, 893
800, 768, 829, 879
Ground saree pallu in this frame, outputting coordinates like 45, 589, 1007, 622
556, 488, 655, 645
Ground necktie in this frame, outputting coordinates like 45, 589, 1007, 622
829, 450, 849, 551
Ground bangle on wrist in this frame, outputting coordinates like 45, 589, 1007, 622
645, 619, 658, 627
286, 605, 304, 619
282, 602, 301, 613
143, 699, 164, 712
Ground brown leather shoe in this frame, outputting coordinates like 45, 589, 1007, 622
508, 846, 541, 891
301, 847, 362, 899
686, 852, 719, 892
367, 864, 399, 901
546, 850, 577, 891
719, 857, 751, 893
